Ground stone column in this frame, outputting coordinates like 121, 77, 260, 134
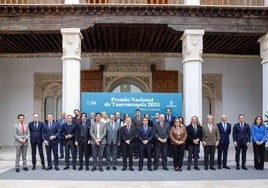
61, 28, 83, 116
184, 0, 200, 5
65, 0, 80, 4
258, 33, 268, 118
181, 29, 204, 124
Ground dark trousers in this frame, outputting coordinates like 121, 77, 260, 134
154, 141, 168, 168
204, 145, 216, 168
31, 142, 45, 166
167, 138, 173, 157
172, 144, 185, 168
59, 138, 65, 157
91, 143, 105, 168
106, 144, 118, 167
65, 140, 76, 167
217, 143, 229, 167
253, 142, 265, 170
78, 139, 90, 168
121, 143, 134, 168
45, 142, 58, 168
235, 142, 248, 167
139, 143, 152, 169
187, 144, 200, 167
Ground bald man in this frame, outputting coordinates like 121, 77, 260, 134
216, 115, 232, 169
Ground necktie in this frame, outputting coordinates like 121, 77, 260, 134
209, 124, 212, 133
82, 122, 85, 137
224, 123, 227, 132
241, 123, 244, 131
127, 126, 130, 132
49, 123, 51, 129
144, 126, 147, 134
21, 123, 25, 134
193, 125, 197, 134
34, 122, 37, 129
160, 122, 163, 129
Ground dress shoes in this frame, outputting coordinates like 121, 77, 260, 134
153, 166, 158, 171
113, 167, 117, 171
42, 165, 46, 170
194, 166, 200, 170
32, 165, 36, 170
99, 167, 103, 172
46, 166, 52, 170
163, 167, 169, 171
242, 166, 248, 170
106, 166, 110, 170
175, 167, 179, 171
210, 167, 216, 170
121, 167, 127, 171
178, 168, 182, 171
63, 166, 69, 170
78, 167, 83, 171
236, 166, 240, 170
205, 167, 208, 170
15, 168, 20, 172
55, 167, 59, 171
138, 168, 142, 171
86, 166, 89, 171
148, 168, 152, 171
73, 166, 77, 170
91, 167, 97, 172
187, 166, 191, 171
59, 156, 64, 159
223, 165, 231, 169
23, 167, 29, 171
134, 155, 139, 159
217, 166, 221, 169
129, 167, 134, 171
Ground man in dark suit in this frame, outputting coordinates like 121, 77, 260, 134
164, 107, 176, 157
202, 115, 220, 170
137, 118, 154, 171
233, 114, 251, 170
76, 113, 91, 171
186, 116, 203, 171
120, 117, 136, 171
42, 114, 60, 171
29, 113, 45, 170
217, 115, 232, 169
132, 109, 143, 159
153, 114, 169, 171
62, 115, 77, 170
90, 112, 107, 172
57, 111, 66, 159
105, 114, 120, 170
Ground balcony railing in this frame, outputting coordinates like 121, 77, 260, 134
0, 0, 265, 6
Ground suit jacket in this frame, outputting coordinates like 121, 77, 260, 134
61, 122, 77, 142
120, 125, 136, 145
233, 122, 251, 144
106, 121, 120, 145
57, 118, 66, 140
132, 116, 143, 128
164, 115, 176, 128
137, 125, 154, 144
186, 124, 203, 146
154, 121, 169, 141
29, 121, 44, 144
202, 124, 220, 145
77, 120, 91, 142
217, 122, 231, 145
90, 121, 107, 144
13, 122, 30, 146
42, 122, 60, 144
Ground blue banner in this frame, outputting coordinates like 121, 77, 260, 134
81, 92, 182, 118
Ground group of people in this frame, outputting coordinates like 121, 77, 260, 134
13, 108, 267, 173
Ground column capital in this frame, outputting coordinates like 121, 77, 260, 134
258, 33, 268, 64
181, 29, 205, 64
61, 28, 83, 61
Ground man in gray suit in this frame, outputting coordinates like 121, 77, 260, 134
153, 114, 169, 171
105, 113, 120, 171
13, 114, 30, 172
90, 112, 107, 172
202, 115, 220, 170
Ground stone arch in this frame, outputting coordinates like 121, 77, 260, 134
107, 77, 150, 92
